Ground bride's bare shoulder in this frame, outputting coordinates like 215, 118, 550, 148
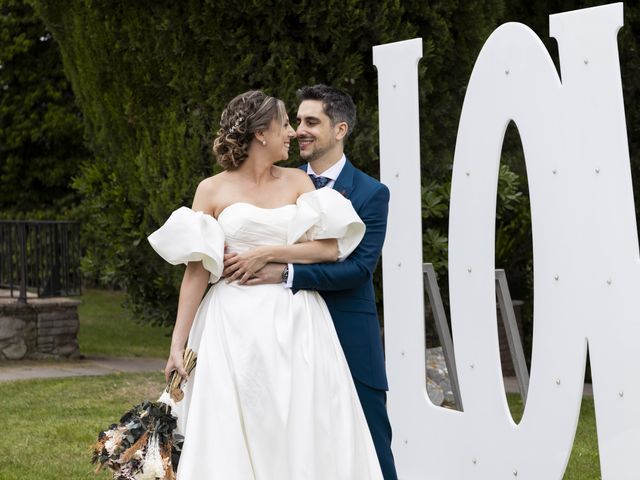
193, 172, 229, 212
276, 166, 313, 190
200, 169, 230, 185
276, 166, 305, 177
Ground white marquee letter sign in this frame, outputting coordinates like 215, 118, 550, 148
374, 3, 640, 479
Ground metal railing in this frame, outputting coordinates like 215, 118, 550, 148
423, 263, 530, 408
0, 220, 82, 302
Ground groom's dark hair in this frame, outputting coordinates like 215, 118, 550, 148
296, 84, 357, 139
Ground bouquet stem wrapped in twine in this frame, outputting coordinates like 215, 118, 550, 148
166, 348, 197, 403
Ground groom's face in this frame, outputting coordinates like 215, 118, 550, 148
296, 100, 337, 163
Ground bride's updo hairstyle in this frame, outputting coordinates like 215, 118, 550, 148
213, 90, 287, 170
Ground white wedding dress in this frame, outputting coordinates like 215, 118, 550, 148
148, 188, 383, 480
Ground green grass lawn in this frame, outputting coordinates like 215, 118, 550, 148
0, 289, 600, 478
0, 372, 166, 480
508, 394, 600, 479
0, 373, 600, 479
77, 289, 171, 358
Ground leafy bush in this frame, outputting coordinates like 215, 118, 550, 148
421, 164, 532, 301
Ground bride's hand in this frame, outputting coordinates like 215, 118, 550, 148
224, 246, 271, 284
165, 348, 188, 383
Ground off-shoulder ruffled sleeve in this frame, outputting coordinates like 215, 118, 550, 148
148, 207, 225, 283
288, 188, 365, 261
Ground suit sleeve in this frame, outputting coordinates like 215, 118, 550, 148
292, 183, 389, 291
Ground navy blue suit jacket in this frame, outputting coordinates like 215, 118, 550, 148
294, 159, 389, 390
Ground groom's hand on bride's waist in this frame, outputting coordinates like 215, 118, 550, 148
222, 252, 284, 286
242, 263, 286, 285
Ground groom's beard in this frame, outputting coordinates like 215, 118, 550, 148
299, 139, 333, 163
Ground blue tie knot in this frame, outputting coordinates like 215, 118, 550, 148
309, 174, 330, 189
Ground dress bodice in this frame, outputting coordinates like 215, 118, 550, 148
218, 203, 297, 254
148, 188, 366, 283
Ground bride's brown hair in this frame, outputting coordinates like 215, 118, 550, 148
213, 90, 287, 170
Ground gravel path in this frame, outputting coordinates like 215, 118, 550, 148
0, 357, 592, 396
0, 356, 165, 382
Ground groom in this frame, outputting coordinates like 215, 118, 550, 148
226, 84, 397, 479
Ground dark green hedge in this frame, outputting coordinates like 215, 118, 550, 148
0, 0, 87, 218
28, 0, 640, 332
30, 0, 503, 325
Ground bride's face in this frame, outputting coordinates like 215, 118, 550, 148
262, 115, 296, 161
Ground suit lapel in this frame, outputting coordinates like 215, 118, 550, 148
332, 159, 355, 198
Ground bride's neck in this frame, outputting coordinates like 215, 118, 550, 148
237, 154, 276, 185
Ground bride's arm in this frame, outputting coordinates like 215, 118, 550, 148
165, 261, 210, 381
165, 178, 216, 381
224, 239, 338, 284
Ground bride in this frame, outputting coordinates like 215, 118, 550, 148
148, 90, 383, 479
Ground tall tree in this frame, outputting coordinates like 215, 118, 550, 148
0, 0, 87, 217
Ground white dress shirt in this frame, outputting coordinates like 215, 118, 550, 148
306, 155, 346, 189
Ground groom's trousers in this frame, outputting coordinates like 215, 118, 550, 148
354, 379, 398, 480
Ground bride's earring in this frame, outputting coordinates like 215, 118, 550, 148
261, 140, 267, 146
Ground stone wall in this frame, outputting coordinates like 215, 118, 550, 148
0, 297, 81, 360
